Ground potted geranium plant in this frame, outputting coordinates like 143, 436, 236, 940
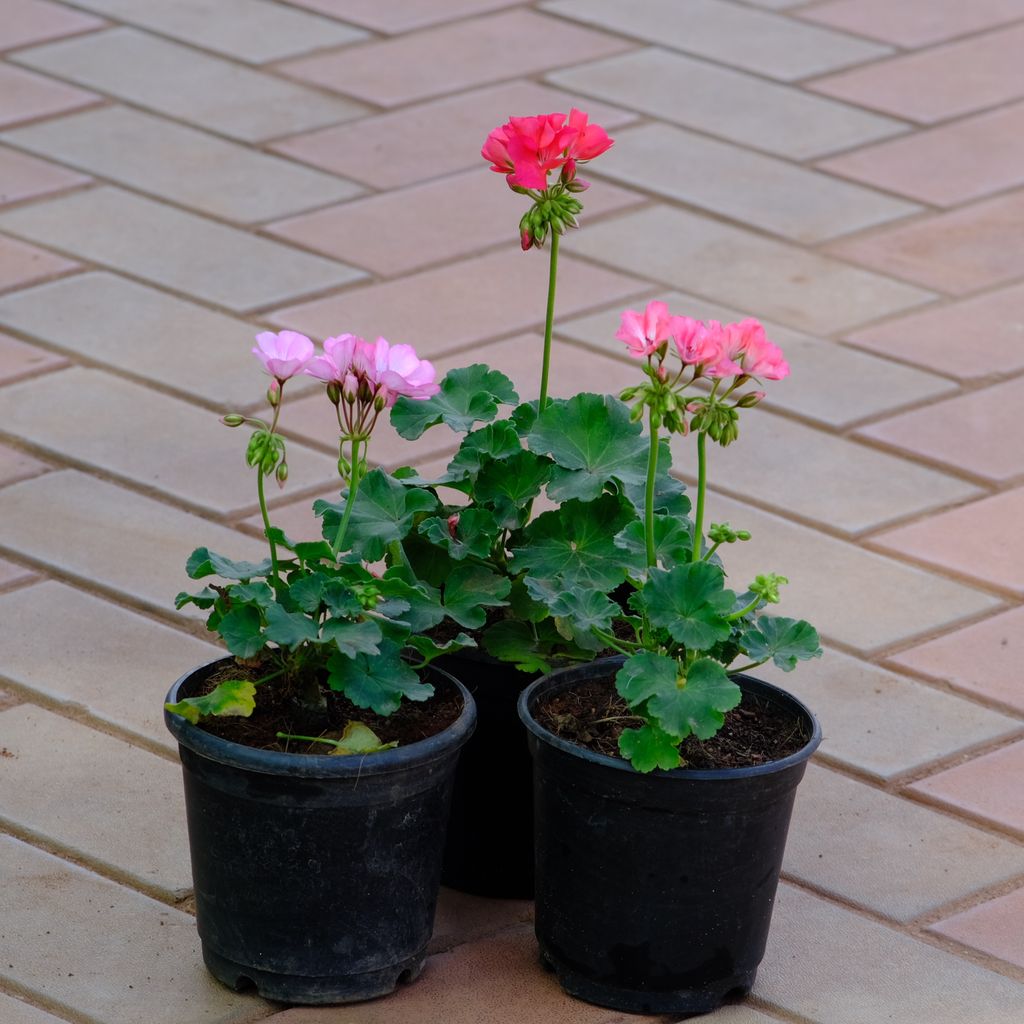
515, 304, 823, 1014
164, 331, 481, 1004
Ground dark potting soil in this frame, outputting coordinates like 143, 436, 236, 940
185, 660, 463, 754
536, 674, 810, 770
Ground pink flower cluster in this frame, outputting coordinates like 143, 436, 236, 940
616, 302, 789, 381
252, 330, 439, 407
482, 109, 613, 190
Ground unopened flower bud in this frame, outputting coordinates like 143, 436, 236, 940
564, 177, 590, 193
735, 390, 766, 408
275, 461, 288, 488
266, 381, 280, 408
521, 228, 534, 251
222, 413, 245, 427
447, 513, 459, 540
326, 381, 341, 406
373, 385, 389, 412
629, 403, 645, 423
342, 372, 358, 405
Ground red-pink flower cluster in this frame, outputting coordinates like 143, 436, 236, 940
482, 108, 613, 191
616, 303, 789, 381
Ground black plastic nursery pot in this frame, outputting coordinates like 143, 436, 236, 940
435, 648, 538, 899
518, 657, 821, 1016
164, 658, 476, 1005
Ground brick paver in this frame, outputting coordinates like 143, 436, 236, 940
3, 3, 1023, 1022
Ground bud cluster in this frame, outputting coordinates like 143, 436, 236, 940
519, 188, 585, 251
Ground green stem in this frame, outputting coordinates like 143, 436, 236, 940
257, 468, 280, 587
702, 540, 722, 563
276, 732, 342, 749
726, 597, 761, 623
538, 229, 560, 413
645, 407, 660, 568
729, 660, 769, 676
331, 437, 362, 557
691, 430, 707, 561
592, 627, 639, 655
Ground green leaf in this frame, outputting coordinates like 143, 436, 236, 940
646, 658, 741, 741
614, 515, 693, 572
318, 469, 439, 561
523, 577, 618, 635
377, 569, 445, 632
326, 641, 433, 716
229, 581, 276, 609
419, 507, 499, 560
637, 562, 736, 651
320, 618, 382, 657
510, 493, 634, 592
741, 616, 822, 671
175, 586, 218, 610
323, 578, 364, 617
474, 450, 553, 529
262, 603, 319, 647
616, 651, 681, 706
165, 678, 257, 724
443, 564, 511, 629
618, 723, 681, 773
620, 438, 690, 518
405, 632, 475, 666
445, 419, 523, 481
390, 365, 519, 439
527, 393, 649, 502
218, 605, 264, 658
288, 573, 325, 613
292, 539, 335, 563
508, 576, 549, 623
481, 620, 556, 674
186, 547, 273, 581
330, 721, 397, 755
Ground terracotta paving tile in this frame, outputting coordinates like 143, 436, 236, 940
671, 406, 980, 535
277, 9, 633, 108
594, 122, 921, 243
1, 105, 364, 224
818, 102, 1024, 208
572, 206, 935, 335
428, 887, 532, 955
0, 232, 77, 292
0, 836, 270, 1024
808, 23, 1024, 124
0, 556, 36, 590
560, 292, 957, 428
268, 924, 660, 1024
0, 144, 89, 207
785, 764, 1024, 922
889, 606, 1024, 714
909, 739, 1024, 834
756, 648, 1022, 780
0, 62, 98, 128
0, 330, 68, 384
929, 887, 1024, 969
0, 470, 268, 617
240, 486, 339, 545
269, 248, 648, 359
548, 46, 908, 161
0, 580, 221, 750
65, 0, 368, 63
844, 282, 1024, 381
543, 0, 891, 81
288, 0, 523, 33
673, 491, 1001, 654
0, 704, 192, 897
870, 488, 1024, 594
827, 190, 1024, 296
0, 271, 313, 407
798, 0, 1024, 48
0, 366, 339, 516
264, 166, 643, 276
0, 443, 48, 488
856, 376, 1024, 483
0, 186, 364, 312
759, 883, 1024, 1023
12, 26, 370, 143
0, 0, 105, 52
269, 80, 635, 189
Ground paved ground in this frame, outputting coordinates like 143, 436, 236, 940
0, 0, 1023, 1021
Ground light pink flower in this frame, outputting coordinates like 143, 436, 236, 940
252, 330, 314, 380
739, 321, 789, 380
672, 316, 720, 366
616, 301, 674, 359
702, 320, 747, 379
304, 333, 363, 384
365, 336, 439, 406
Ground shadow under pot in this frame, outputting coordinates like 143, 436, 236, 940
518, 656, 821, 1016
164, 657, 476, 1005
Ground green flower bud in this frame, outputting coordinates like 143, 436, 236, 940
246, 431, 268, 467
326, 382, 341, 406
275, 461, 288, 487
629, 403, 645, 423
222, 413, 245, 427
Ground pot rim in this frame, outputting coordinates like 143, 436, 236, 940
165, 656, 476, 778
518, 655, 821, 780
